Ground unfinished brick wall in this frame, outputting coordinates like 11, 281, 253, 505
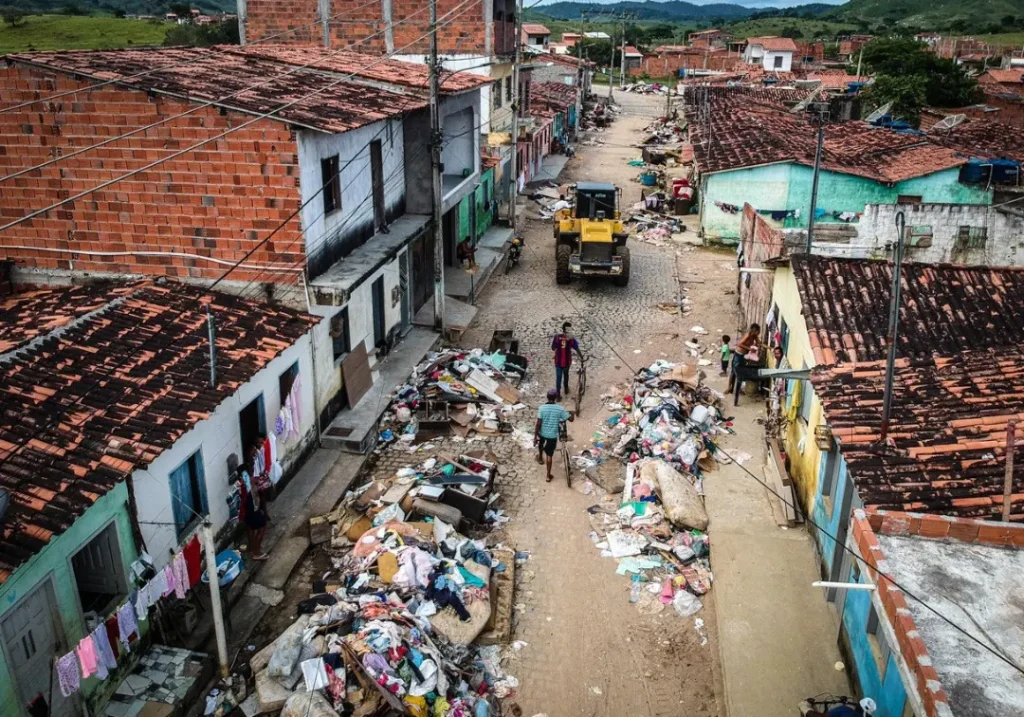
245, 0, 321, 44
392, 0, 487, 55
631, 53, 741, 78
739, 203, 784, 331
0, 65, 305, 283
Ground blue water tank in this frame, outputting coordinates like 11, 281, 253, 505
990, 158, 1021, 184
960, 159, 988, 184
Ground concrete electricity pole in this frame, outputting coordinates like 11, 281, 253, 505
510, 0, 522, 236
878, 210, 906, 445
428, 0, 445, 332
805, 106, 826, 253
619, 13, 626, 88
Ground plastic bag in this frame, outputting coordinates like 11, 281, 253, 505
672, 590, 703, 617
267, 629, 303, 678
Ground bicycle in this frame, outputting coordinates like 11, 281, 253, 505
574, 356, 587, 416
558, 419, 572, 487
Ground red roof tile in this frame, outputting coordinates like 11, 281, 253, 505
746, 36, 799, 53
791, 255, 1024, 365
522, 23, 550, 35
980, 69, 1024, 84
811, 347, 1024, 519
227, 44, 491, 94
7, 48, 428, 134
0, 281, 318, 584
927, 117, 1024, 162
687, 88, 966, 181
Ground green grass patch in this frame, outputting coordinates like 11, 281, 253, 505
0, 14, 171, 54
725, 17, 859, 41
974, 31, 1024, 45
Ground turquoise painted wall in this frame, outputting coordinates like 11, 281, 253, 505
702, 163, 994, 242
842, 566, 910, 717
811, 451, 849, 574
0, 482, 142, 716
458, 167, 496, 244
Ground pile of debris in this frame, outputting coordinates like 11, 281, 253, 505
621, 81, 674, 95
575, 361, 731, 618
252, 454, 518, 715
627, 203, 686, 247
379, 347, 527, 446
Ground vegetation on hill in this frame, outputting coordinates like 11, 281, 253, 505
824, 0, 1024, 34
0, 0, 234, 15
0, 13, 171, 53
532, 1, 750, 23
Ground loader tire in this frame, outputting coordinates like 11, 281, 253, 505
614, 246, 630, 286
556, 244, 572, 285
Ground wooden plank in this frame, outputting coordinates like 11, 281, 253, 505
341, 342, 373, 407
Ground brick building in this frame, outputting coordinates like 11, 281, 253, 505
237, 0, 519, 217
0, 46, 488, 431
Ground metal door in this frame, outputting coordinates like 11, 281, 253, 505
1, 580, 77, 716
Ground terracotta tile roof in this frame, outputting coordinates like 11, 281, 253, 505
980, 68, 1024, 84
0, 283, 137, 354
687, 88, 966, 181
746, 36, 798, 53
791, 255, 1024, 365
0, 281, 318, 584
7, 48, 427, 133
228, 44, 491, 94
804, 71, 869, 90
624, 46, 642, 56
533, 81, 577, 108
811, 348, 1024, 519
547, 52, 595, 69
522, 23, 550, 35
927, 117, 1024, 162
481, 154, 500, 170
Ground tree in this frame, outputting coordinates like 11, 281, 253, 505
61, 4, 87, 15
859, 37, 979, 110
169, 2, 192, 17
1, 8, 24, 26
780, 25, 803, 39
1002, 15, 1016, 26
164, 18, 240, 47
113, 8, 126, 18
864, 74, 927, 125
577, 38, 613, 67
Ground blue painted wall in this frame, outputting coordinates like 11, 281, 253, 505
811, 451, 849, 574
841, 566, 910, 717
701, 162, 994, 242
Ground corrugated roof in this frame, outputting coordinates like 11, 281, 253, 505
791, 255, 1024, 365
0, 281, 318, 584
6, 47, 429, 133
687, 88, 966, 181
811, 348, 1024, 519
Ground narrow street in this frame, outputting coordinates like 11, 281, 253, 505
249, 90, 849, 717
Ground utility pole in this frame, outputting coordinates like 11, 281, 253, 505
619, 13, 626, 89
202, 524, 229, 678
1003, 421, 1017, 522
510, 0, 522, 236
428, 0, 445, 332
805, 107, 825, 253
855, 44, 863, 78
878, 210, 906, 445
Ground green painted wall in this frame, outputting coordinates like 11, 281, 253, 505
459, 167, 496, 244
0, 482, 142, 715
701, 163, 994, 242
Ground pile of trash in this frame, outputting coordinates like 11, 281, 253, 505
252, 458, 518, 716
575, 361, 732, 617
627, 208, 685, 247
379, 347, 528, 446
621, 81, 674, 95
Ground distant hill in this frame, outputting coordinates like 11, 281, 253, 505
533, 1, 754, 21
1, 0, 236, 15
825, 0, 1024, 29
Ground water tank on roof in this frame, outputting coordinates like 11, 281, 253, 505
990, 158, 1021, 184
960, 159, 989, 184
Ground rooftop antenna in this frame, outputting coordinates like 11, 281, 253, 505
931, 113, 967, 132
790, 85, 822, 114
865, 101, 893, 124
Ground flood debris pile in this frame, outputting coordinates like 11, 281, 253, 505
621, 81, 674, 95
379, 348, 527, 447
255, 462, 518, 716
579, 361, 732, 618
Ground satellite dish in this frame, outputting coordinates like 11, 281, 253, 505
931, 113, 967, 131
790, 85, 822, 114
866, 101, 893, 124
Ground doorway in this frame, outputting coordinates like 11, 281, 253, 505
442, 208, 458, 268
370, 139, 385, 232
238, 395, 266, 459
2, 580, 77, 716
399, 250, 411, 331
71, 522, 126, 615
371, 276, 386, 347
411, 232, 434, 313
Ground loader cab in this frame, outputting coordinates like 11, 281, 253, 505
573, 182, 619, 221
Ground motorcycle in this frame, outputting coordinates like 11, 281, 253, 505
506, 235, 524, 273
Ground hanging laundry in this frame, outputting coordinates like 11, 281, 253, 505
183, 535, 202, 587
76, 636, 98, 680
92, 624, 117, 678
267, 433, 283, 485
104, 617, 120, 661
117, 602, 138, 650
171, 552, 189, 599
56, 652, 80, 697
135, 587, 149, 622
163, 564, 175, 598
149, 564, 168, 600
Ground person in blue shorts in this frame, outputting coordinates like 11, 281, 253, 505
534, 388, 574, 482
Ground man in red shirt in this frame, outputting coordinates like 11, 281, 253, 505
551, 321, 581, 399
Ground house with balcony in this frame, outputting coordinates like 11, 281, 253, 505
0, 46, 492, 453
522, 23, 550, 49
237, 0, 519, 224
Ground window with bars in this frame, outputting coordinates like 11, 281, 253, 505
955, 225, 988, 251
492, 80, 502, 110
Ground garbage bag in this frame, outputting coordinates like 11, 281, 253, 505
267, 629, 304, 678
642, 460, 708, 531
282, 692, 338, 717
672, 590, 703, 617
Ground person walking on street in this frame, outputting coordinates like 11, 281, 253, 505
551, 321, 581, 399
535, 388, 574, 482
726, 322, 761, 394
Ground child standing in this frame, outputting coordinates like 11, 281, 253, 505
720, 335, 731, 377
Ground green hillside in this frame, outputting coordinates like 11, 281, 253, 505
0, 0, 235, 14
0, 14, 171, 54
826, 0, 1024, 32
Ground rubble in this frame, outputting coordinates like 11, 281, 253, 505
577, 361, 728, 616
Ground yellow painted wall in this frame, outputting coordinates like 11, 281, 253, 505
770, 265, 825, 512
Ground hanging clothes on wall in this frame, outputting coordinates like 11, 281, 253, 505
92, 624, 118, 678
183, 535, 202, 587
56, 652, 80, 697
